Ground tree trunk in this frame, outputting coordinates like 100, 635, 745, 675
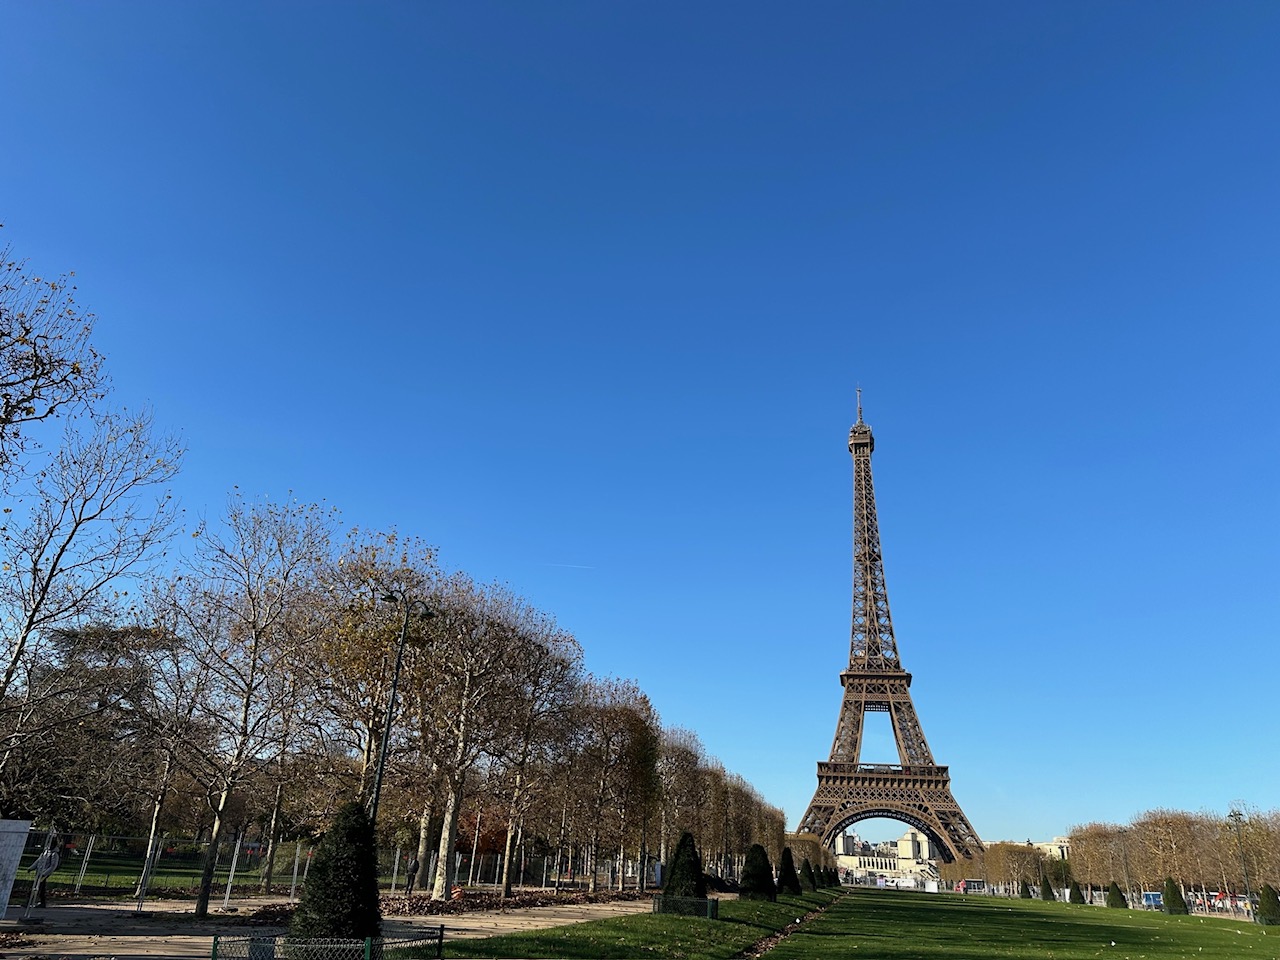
359, 720, 379, 806
134, 757, 172, 897
431, 781, 463, 900
659, 805, 668, 867
588, 830, 599, 893
501, 816, 520, 898
260, 781, 283, 892
639, 815, 648, 893
500, 767, 526, 898
194, 786, 231, 917
553, 802, 567, 892
415, 797, 435, 876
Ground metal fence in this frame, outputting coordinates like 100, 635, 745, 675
652, 895, 719, 919
211, 931, 443, 960
8, 824, 659, 910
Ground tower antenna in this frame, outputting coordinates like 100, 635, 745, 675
856, 387, 863, 424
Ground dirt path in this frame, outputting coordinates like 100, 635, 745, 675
0, 896, 653, 959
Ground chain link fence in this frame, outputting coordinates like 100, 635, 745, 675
10, 829, 316, 902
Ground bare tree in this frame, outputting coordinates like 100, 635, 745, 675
164, 495, 334, 916
610, 697, 660, 891
657, 727, 704, 864
0, 244, 103, 479
492, 615, 581, 897
572, 677, 657, 893
307, 529, 437, 806
1130, 808, 1197, 894
1068, 822, 1119, 895
0, 410, 181, 796
409, 576, 525, 900
121, 609, 211, 895
983, 842, 1046, 895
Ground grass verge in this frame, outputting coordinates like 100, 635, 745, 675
442, 890, 838, 959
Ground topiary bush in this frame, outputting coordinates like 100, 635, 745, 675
1019, 879, 1033, 899
1257, 884, 1280, 925
739, 844, 776, 902
1162, 877, 1188, 914
800, 858, 818, 892
1040, 875, 1056, 901
291, 801, 381, 939
1106, 881, 1127, 908
1069, 879, 1086, 904
777, 847, 802, 896
662, 831, 707, 899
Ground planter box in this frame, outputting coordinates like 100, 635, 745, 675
211, 928, 444, 960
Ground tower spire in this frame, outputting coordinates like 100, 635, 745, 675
856, 387, 863, 424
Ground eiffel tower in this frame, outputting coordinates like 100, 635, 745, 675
798, 395, 982, 863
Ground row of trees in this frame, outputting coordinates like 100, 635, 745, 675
0, 240, 786, 916
7, 503, 787, 913
1070, 809, 1280, 897
940, 808, 1280, 902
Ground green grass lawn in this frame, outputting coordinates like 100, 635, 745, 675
442, 888, 1277, 960
764, 889, 1277, 960
443, 890, 837, 959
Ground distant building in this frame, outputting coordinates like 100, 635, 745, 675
1036, 837, 1071, 861
840, 831, 861, 856
835, 828, 940, 883
982, 837, 1071, 861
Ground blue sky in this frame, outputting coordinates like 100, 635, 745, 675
4, 1, 1278, 844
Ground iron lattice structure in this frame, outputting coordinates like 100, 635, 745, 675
798, 400, 982, 863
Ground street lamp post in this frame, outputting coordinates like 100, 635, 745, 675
368, 590, 433, 828
1228, 809, 1255, 922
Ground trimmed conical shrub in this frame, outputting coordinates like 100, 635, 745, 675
1106, 881, 1127, 908
1257, 884, 1280, 925
777, 847, 802, 895
663, 831, 706, 898
291, 801, 381, 939
1040, 875, 1056, 901
1069, 880, 1086, 904
1019, 879, 1033, 899
800, 857, 818, 892
1162, 877, 1188, 915
739, 844, 776, 901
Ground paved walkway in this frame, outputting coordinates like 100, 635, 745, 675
0, 896, 653, 959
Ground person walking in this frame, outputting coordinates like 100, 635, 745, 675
29, 843, 62, 908
404, 857, 420, 895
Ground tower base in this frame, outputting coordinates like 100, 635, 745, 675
799, 762, 982, 863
